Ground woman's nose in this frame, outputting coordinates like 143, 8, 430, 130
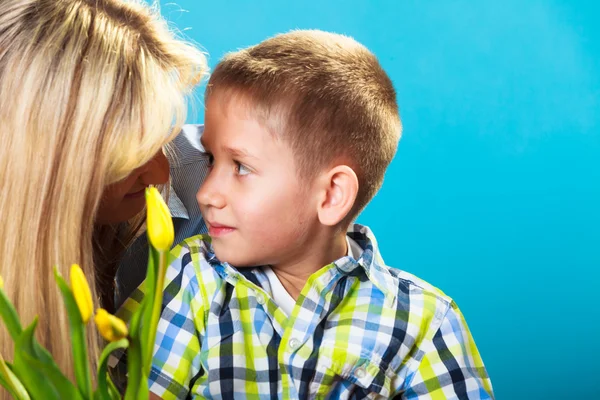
139, 151, 170, 186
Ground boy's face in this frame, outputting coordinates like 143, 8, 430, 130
198, 92, 319, 267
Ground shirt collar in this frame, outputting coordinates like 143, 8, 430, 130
334, 223, 397, 302
206, 223, 396, 303
167, 183, 189, 220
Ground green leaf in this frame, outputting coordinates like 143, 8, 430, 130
0, 286, 23, 340
0, 372, 14, 399
107, 372, 121, 400
124, 294, 146, 400
95, 338, 128, 400
135, 372, 149, 400
54, 268, 92, 399
21, 352, 84, 400
0, 358, 30, 400
128, 293, 146, 340
11, 318, 82, 400
123, 336, 142, 400
0, 372, 19, 400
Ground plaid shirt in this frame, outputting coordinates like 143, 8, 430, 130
117, 224, 493, 399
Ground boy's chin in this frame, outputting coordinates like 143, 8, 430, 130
211, 240, 274, 267
213, 248, 262, 268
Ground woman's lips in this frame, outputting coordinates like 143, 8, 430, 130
124, 188, 146, 199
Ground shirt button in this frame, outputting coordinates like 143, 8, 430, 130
354, 367, 366, 379
255, 293, 266, 305
289, 338, 301, 350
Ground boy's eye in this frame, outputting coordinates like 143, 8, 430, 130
235, 161, 251, 176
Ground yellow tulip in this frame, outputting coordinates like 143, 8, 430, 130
146, 187, 174, 252
94, 308, 128, 342
0, 275, 3, 290
70, 264, 93, 324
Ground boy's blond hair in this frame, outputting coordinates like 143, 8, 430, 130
206, 29, 401, 220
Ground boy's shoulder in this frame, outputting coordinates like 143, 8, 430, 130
348, 223, 455, 323
383, 264, 457, 331
349, 224, 452, 296
386, 265, 453, 305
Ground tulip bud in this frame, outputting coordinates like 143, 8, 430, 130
70, 264, 93, 323
145, 187, 174, 252
95, 308, 128, 342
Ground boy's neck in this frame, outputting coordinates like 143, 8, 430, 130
269, 229, 348, 300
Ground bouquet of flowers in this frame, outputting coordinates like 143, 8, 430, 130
0, 187, 173, 400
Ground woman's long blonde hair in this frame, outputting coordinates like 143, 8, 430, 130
0, 0, 207, 390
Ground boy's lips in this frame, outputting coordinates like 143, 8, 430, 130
208, 221, 235, 237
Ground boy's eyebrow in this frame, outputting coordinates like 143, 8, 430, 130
224, 146, 258, 160
200, 135, 258, 159
200, 137, 257, 160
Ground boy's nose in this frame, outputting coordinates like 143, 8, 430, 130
197, 175, 226, 209
139, 151, 170, 186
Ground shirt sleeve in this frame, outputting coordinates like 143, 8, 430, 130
401, 302, 494, 400
148, 243, 207, 400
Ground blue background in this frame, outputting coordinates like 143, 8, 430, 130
159, 1, 600, 398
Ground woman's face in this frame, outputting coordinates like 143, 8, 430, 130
96, 151, 170, 225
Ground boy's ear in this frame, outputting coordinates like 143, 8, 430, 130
316, 165, 359, 226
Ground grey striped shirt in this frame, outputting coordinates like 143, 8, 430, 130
115, 124, 209, 308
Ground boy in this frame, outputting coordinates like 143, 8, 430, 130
147, 30, 494, 399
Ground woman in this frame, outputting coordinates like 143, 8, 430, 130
0, 0, 207, 389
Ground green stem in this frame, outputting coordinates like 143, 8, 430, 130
95, 338, 128, 400
145, 250, 167, 375
123, 337, 141, 400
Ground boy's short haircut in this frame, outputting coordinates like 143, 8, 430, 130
206, 30, 402, 219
